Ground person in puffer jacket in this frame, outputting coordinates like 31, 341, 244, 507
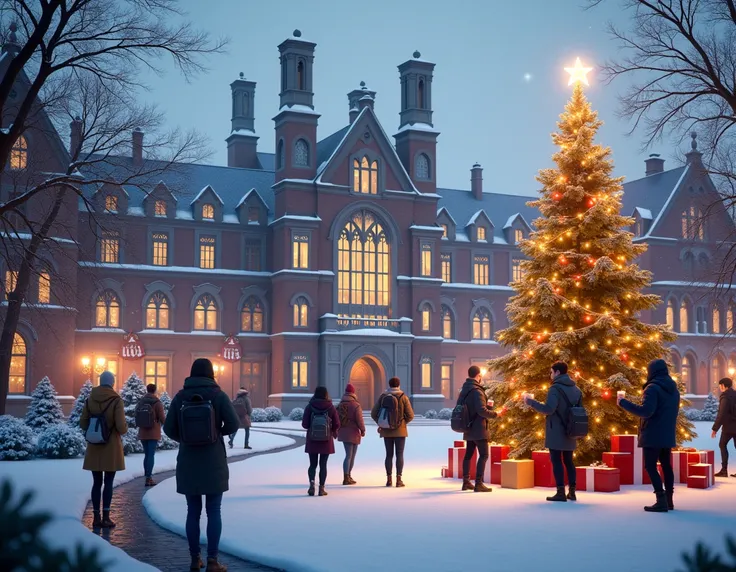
336, 384, 366, 485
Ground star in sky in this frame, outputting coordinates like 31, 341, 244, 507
523, 73, 532, 82
565, 57, 593, 86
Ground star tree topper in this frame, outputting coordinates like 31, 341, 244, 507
565, 57, 593, 86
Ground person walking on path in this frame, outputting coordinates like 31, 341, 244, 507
371, 377, 415, 488
618, 358, 680, 513
302, 386, 340, 497
80, 371, 127, 529
711, 377, 736, 478
337, 383, 366, 485
457, 365, 502, 493
136, 383, 166, 487
524, 362, 582, 502
228, 388, 253, 450
164, 358, 240, 572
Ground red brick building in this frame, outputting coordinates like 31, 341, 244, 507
3, 31, 735, 415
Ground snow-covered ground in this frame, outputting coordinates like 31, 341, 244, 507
145, 422, 735, 572
0, 430, 296, 572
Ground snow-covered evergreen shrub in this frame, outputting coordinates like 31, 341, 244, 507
699, 392, 719, 422
424, 409, 438, 419
265, 406, 283, 422
683, 407, 702, 422
251, 408, 268, 422
0, 415, 36, 460
35, 423, 86, 459
289, 407, 304, 421
122, 427, 143, 455
121, 373, 146, 429
67, 380, 93, 431
155, 390, 178, 449
24, 377, 64, 432
159, 390, 172, 414
438, 408, 453, 420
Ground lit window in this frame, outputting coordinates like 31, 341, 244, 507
681, 206, 704, 240
144, 359, 168, 393
241, 361, 262, 394
145, 292, 170, 329
100, 232, 120, 263
666, 300, 675, 329
679, 301, 690, 333
728, 307, 734, 332
514, 229, 524, 244
512, 258, 524, 282
421, 305, 431, 331
10, 135, 27, 170
292, 234, 309, 269
294, 139, 309, 167
193, 293, 218, 331
441, 224, 448, 238
152, 232, 168, 266
293, 296, 308, 327
415, 153, 430, 180
199, 236, 216, 269
5, 270, 17, 299
441, 363, 452, 399
38, 272, 50, 304
473, 255, 490, 285
472, 308, 492, 340
95, 290, 120, 328
292, 356, 308, 388
241, 296, 264, 332
477, 227, 486, 241
713, 307, 721, 334
682, 355, 695, 392
711, 356, 725, 385
202, 203, 215, 220
421, 360, 432, 389
441, 305, 453, 339
104, 195, 118, 213
352, 156, 379, 194
441, 253, 451, 282
9, 333, 26, 394
244, 239, 261, 271
421, 243, 432, 277
154, 200, 167, 217
248, 207, 259, 222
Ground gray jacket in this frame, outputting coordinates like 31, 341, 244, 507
527, 374, 582, 451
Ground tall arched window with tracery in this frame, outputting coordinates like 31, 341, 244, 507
9, 333, 27, 394
241, 296, 264, 332
193, 293, 218, 331
666, 300, 675, 329
441, 305, 454, 339
679, 300, 690, 333
145, 292, 170, 329
472, 308, 492, 340
337, 210, 390, 318
95, 290, 120, 328
352, 156, 378, 194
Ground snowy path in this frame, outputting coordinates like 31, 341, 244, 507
0, 430, 296, 572
144, 422, 735, 572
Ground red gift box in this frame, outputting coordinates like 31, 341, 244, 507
490, 444, 510, 463
602, 452, 633, 485
610, 435, 646, 484
687, 463, 714, 488
671, 451, 690, 484
532, 450, 568, 487
575, 466, 621, 492
453, 441, 465, 448
448, 445, 477, 479
441, 466, 448, 478
687, 450, 715, 469
490, 462, 503, 485
687, 475, 710, 489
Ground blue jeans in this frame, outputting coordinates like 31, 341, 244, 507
343, 442, 358, 474
185, 494, 223, 559
141, 439, 157, 478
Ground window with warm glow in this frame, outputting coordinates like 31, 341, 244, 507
104, 358, 119, 389
477, 226, 487, 241
441, 363, 452, 399
199, 236, 216, 269
292, 234, 309, 269
144, 359, 168, 393
241, 296, 264, 332
420, 243, 432, 277
711, 356, 725, 385
202, 203, 215, 220
5, 270, 17, 299
241, 361, 262, 393
666, 300, 675, 329
441, 253, 451, 282
681, 206, 704, 240
472, 308, 492, 340
679, 301, 690, 333
682, 356, 695, 392
152, 232, 168, 266
337, 210, 390, 318
512, 258, 523, 282
415, 153, 430, 180
421, 306, 430, 331
154, 200, 167, 217
10, 135, 27, 170
244, 239, 261, 271
294, 139, 309, 167
421, 360, 432, 389
104, 195, 118, 213
441, 224, 448, 238
193, 293, 218, 331
9, 333, 26, 394
473, 255, 489, 285
38, 272, 50, 304
728, 307, 735, 333
713, 307, 721, 334
352, 156, 379, 194
293, 297, 308, 328
514, 229, 524, 244
441, 305, 454, 339
146, 292, 170, 329
95, 290, 120, 328
292, 356, 308, 388
100, 232, 120, 263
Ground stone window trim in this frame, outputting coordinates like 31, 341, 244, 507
471, 250, 492, 285
148, 226, 174, 267
292, 136, 311, 169
679, 295, 693, 333
413, 151, 433, 181
91, 279, 125, 329
420, 241, 433, 277
238, 286, 269, 334
195, 229, 221, 269
417, 299, 435, 333
440, 303, 455, 340
142, 280, 176, 328
349, 149, 385, 196
190, 283, 223, 331
97, 227, 123, 264
665, 296, 677, 330
416, 298, 437, 313
290, 292, 314, 329
291, 230, 312, 270
441, 252, 452, 282
290, 352, 311, 389
419, 354, 434, 390
470, 299, 495, 340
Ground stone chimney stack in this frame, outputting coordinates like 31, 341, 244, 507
471, 163, 483, 200
227, 72, 260, 169
132, 127, 143, 167
348, 82, 376, 124
644, 153, 664, 176
69, 116, 82, 159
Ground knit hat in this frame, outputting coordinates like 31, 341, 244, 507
345, 383, 356, 394
190, 358, 215, 380
99, 371, 115, 387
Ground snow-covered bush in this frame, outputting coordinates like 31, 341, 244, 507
251, 408, 268, 422
122, 427, 143, 455
438, 408, 453, 420
159, 390, 172, 414
157, 432, 179, 450
265, 406, 283, 422
699, 392, 719, 422
289, 407, 304, 421
68, 380, 93, 431
24, 377, 64, 432
121, 373, 147, 428
424, 409, 438, 419
0, 415, 36, 460
683, 407, 702, 422
35, 423, 86, 459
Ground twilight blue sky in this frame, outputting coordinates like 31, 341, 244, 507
140, 0, 681, 197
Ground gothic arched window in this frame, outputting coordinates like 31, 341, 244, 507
441, 305, 454, 339
146, 292, 170, 329
472, 308, 492, 340
666, 300, 675, 329
679, 300, 690, 333
9, 333, 27, 394
415, 153, 430, 180
294, 139, 309, 167
682, 354, 696, 393
10, 135, 27, 170
95, 290, 120, 328
241, 296, 264, 332
293, 296, 308, 327
352, 156, 378, 194
712, 306, 721, 334
194, 293, 218, 331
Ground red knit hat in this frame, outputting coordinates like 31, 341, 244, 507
345, 383, 356, 394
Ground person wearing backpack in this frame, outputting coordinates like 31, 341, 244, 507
371, 377, 415, 488
228, 388, 253, 449
457, 365, 502, 493
711, 377, 736, 478
136, 383, 166, 487
301, 386, 340, 497
618, 358, 680, 513
79, 371, 127, 529
163, 358, 240, 572
523, 362, 581, 502
336, 383, 366, 486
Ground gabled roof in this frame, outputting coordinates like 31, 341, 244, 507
236, 188, 269, 211
190, 184, 224, 206
436, 206, 457, 226
316, 125, 350, 169
145, 181, 179, 204
467, 209, 493, 227
503, 212, 531, 230
633, 207, 653, 220
620, 166, 688, 236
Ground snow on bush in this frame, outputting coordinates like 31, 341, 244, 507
289, 407, 304, 421
121, 373, 147, 428
159, 390, 172, 414
683, 407, 702, 421
24, 377, 64, 432
68, 379, 93, 431
0, 415, 36, 460
35, 423, 86, 459
265, 406, 283, 422
251, 408, 268, 422
122, 427, 143, 455
424, 409, 438, 419
699, 392, 719, 422
158, 432, 179, 450
438, 408, 453, 420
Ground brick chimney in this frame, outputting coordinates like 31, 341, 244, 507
645, 153, 664, 176
69, 116, 82, 159
132, 127, 143, 167
471, 163, 483, 200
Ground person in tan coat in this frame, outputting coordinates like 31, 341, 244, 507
80, 371, 127, 529
371, 377, 415, 487
136, 383, 167, 487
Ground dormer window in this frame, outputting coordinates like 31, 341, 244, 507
248, 207, 259, 223
514, 229, 524, 244
202, 203, 215, 221
105, 195, 118, 213
477, 226, 487, 241
154, 200, 167, 217
441, 224, 448, 238
353, 156, 378, 195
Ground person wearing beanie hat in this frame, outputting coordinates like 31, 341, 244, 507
618, 358, 680, 513
337, 383, 366, 485
79, 371, 127, 529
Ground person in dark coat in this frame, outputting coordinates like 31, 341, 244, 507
302, 386, 340, 497
371, 377, 415, 488
524, 362, 582, 502
164, 358, 239, 572
336, 384, 366, 485
618, 358, 680, 513
457, 365, 501, 493
228, 387, 253, 449
711, 377, 736, 477
136, 383, 166, 487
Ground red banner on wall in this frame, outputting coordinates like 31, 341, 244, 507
121, 332, 145, 360
221, 335, 242, 362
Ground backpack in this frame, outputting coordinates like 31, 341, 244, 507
179, 393, 219, 446
377, 392, 403, 430
450, 392, 472, 434
309, 408, 332, 441
135, 399, 156, 429
554, 387, 588, 439
337, 402, 351, 428
84, 398, 118, 445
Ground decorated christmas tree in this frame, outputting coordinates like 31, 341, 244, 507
487, 62, 694, 463
120, 372, 146, 455
67, 380, 93, 431
24, 377, 64, 432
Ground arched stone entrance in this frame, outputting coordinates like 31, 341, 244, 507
348, 356, 385, 410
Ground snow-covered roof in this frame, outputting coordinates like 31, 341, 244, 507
467, 209, 492, 226
395, 122, 440, 135
634, 207, 653, 220
230, 128, 257, 137
279, 104, 320, 116
190, 185, 224, 206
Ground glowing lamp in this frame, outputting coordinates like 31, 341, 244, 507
96, 357, 106, 367
81, 357, 90, 367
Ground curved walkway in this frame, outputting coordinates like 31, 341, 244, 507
82, 430, 305, 572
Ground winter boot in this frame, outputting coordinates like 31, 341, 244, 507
308, 480, 315, 496
386, 474, 392, 487
228, 441, 233, 449
100, 512, 116, 528
474, 480, 492, 493
715, 468, 729, 478
92, 512, 102, 528
395, 475, 405, 488
347, 474, 357, 485
145, 477, 156, 487
318, 485, 328, 496
643, 491, 669, 512
205, 558, 227, 571
343, 474, 351, 485
462, 477, 474, 491
244, 445, 252, 450
567, 486, 577, 501
546, 487, 567, 502
190, 555, 204, 570
666, 490, 674, 511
